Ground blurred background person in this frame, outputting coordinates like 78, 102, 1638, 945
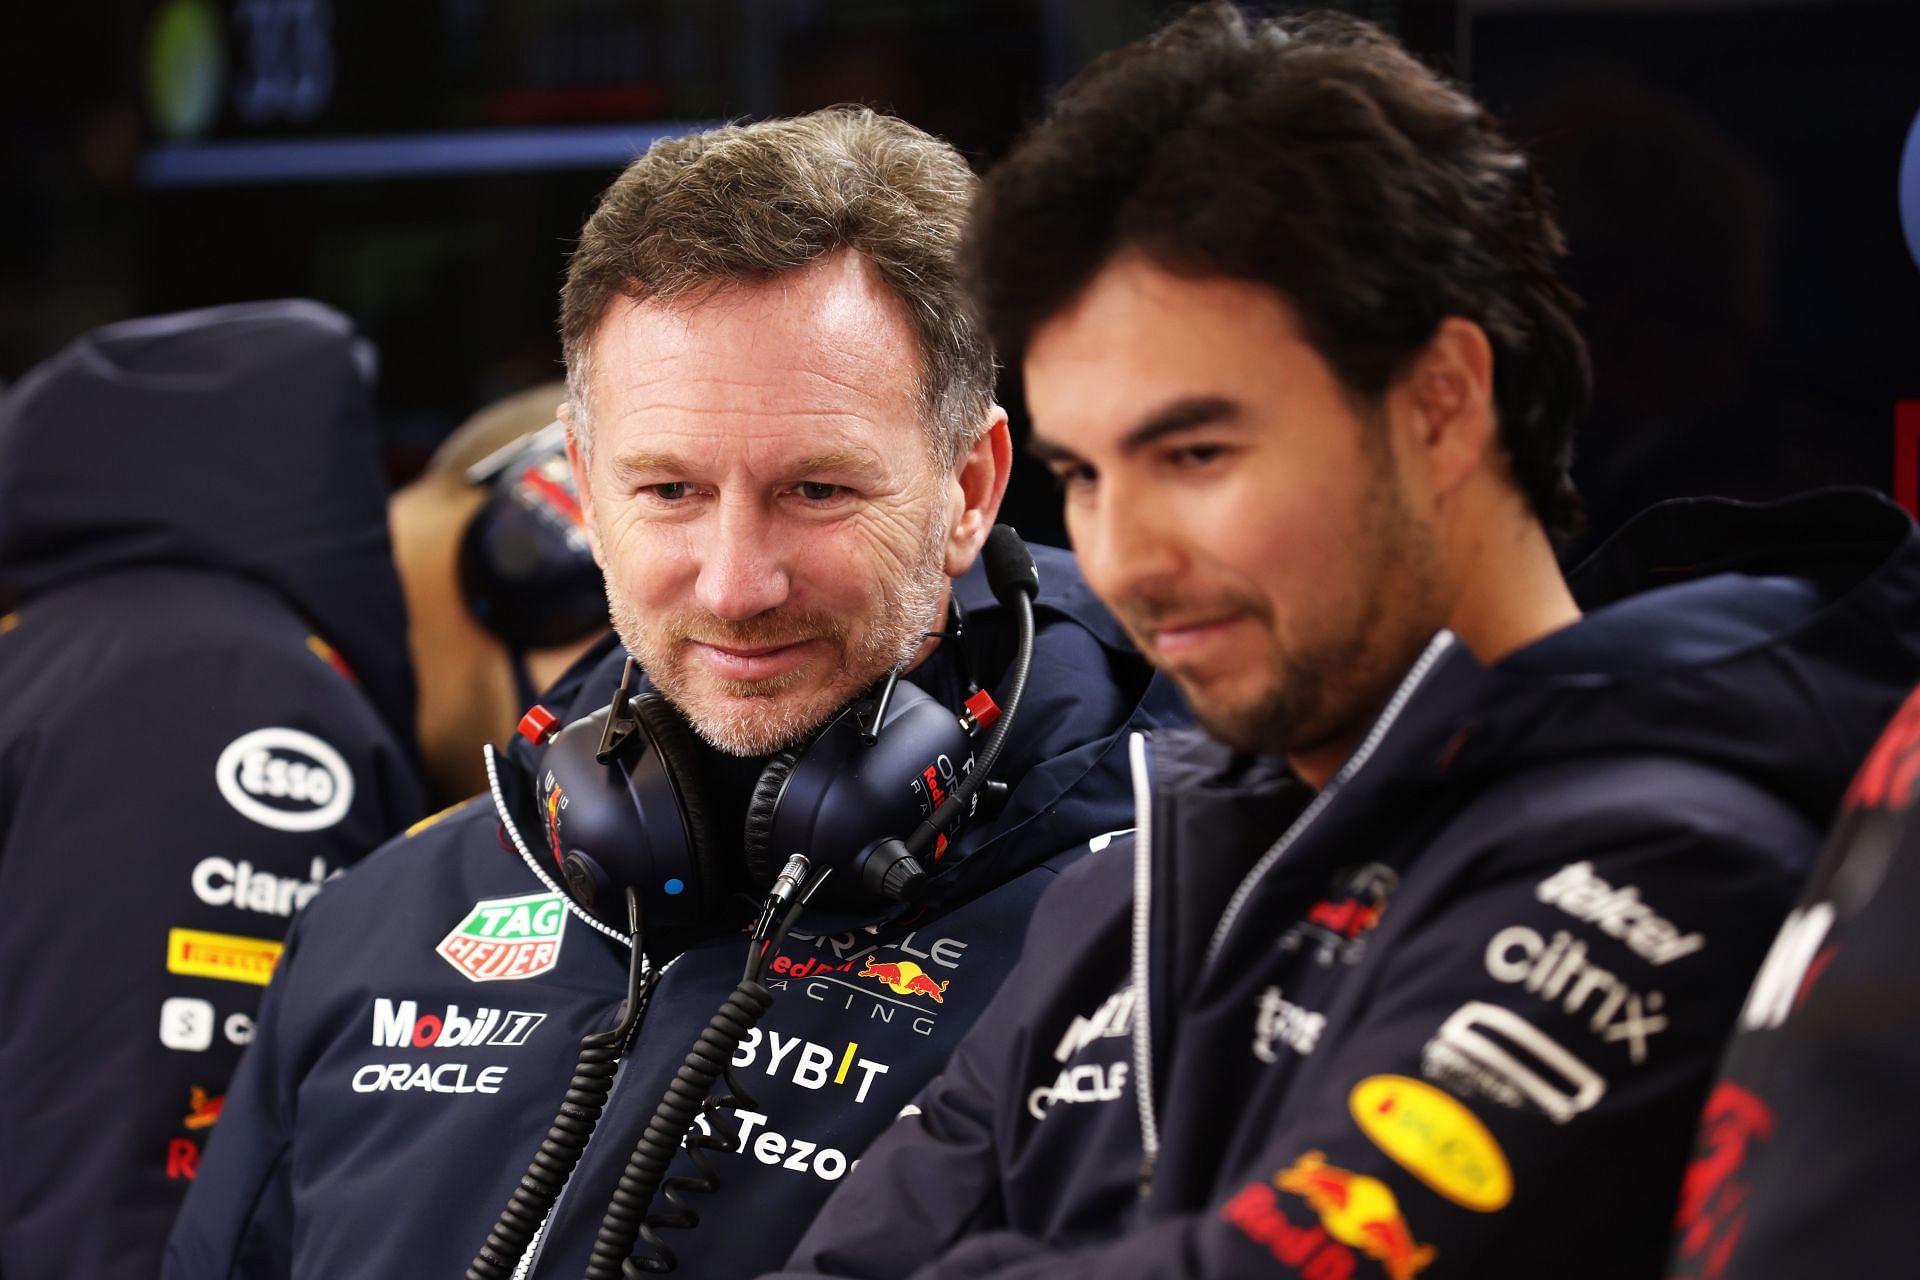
0, 299, 428, 1279
1669, 679, 1920, 1278
388, 380, 609, 806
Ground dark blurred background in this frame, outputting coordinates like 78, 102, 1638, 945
2, 0, 1916, 554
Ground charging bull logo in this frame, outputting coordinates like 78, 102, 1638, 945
543, 776, 567, 870
1276, 1151, 1436, 1280
183, 1087, 224, 1130
859, 957, 949, 1004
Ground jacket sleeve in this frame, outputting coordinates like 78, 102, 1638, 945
790, 765, 1818, 1280
0, 644, 422, 1280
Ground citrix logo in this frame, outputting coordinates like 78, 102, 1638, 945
370, 998, 545, 1049
1484, 926, 1667, 1064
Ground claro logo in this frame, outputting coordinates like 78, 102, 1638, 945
215, 728, 354, 832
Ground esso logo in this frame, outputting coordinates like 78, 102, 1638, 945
215, 728, 354, 832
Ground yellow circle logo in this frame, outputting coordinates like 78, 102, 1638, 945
1350, 1075, 1512, 1212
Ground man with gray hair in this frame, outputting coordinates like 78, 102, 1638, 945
167, 107, 1178, 1279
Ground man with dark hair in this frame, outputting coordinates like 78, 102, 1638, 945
779, 8, 1920, 1279
167, 107, 1179, 1279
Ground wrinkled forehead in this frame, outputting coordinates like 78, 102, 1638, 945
585, 256, 932, 457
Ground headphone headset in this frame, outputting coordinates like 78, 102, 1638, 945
525, 526, 1039, 936
457, 420, 609, 652
471, 528, 1038, 1280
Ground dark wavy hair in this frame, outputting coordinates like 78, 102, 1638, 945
967, 3, 1590, 545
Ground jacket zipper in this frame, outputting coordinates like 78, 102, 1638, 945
1204, 631, 1456, 968
1128, 631, 1457, 1200
513, 950, 683, 1280
1126, 732, 1160, 1197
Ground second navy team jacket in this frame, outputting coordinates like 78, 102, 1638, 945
781, 489, 1920, 1280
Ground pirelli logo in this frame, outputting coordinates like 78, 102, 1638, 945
167, 928, 284, 986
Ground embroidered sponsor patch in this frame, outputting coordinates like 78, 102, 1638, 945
183, 1086, 224, 1129
436, 891, 567, 982
1275, 1150, 1436, 1280
215, 727, 354, 832
856, 956, 949, 1003
167, 927, 283, 986
1421, 1001, 1608, 1125
159, 997, 215, 1051
1350, 1075, 1512, 1212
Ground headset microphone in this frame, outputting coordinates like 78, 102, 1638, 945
865, 524, 1040, 891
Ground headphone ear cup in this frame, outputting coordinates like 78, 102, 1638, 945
742, 744, 806, 892
630, 692, 728, 897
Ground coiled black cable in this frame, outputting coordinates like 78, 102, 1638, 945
584, 980, 774, 1280
465, 1025, 624, 1280
627, 1066, 758, 1274
466, 888, 652, 1280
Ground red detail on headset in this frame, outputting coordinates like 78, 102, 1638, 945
964, 689, 1001, 732
517, 705, 561, 746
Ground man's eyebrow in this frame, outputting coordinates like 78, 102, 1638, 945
1028, 396, 1241, 464
606, 446, 885, 481
608, 449, 692, 480
791, 447, 885, 475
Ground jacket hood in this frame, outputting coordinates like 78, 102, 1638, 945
1482, 486, 1920, 823
1156, 487, 1920, 833
0, 300, 417, 747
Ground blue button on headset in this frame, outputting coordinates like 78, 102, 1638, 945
663, 878, 685, 896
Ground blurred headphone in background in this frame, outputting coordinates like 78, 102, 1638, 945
457, 421, 609, 652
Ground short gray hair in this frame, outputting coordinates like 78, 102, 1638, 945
560, 107, 995, 468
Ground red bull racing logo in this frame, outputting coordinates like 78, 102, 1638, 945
1275, 1151, 1436, 1280
858, 956, 949, 1004
543, 776, 567, 870
1283, 864, 1399, 966
184, 1086, 224, 1130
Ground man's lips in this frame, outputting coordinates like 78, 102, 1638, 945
1144, 614, 1248, 659
688, 638, 818, 681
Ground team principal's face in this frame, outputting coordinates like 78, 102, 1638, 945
1024, 254, 1438, 768
571, 251, 953, 756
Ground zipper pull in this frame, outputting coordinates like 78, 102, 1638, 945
1137, 1148, 1158, 1199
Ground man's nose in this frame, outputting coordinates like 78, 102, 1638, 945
692, 499, 791, 621
1071, 475, 1185, 608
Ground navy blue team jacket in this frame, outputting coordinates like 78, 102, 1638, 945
0, 301, 428, 1280
779, 488, 1920, 1280
1666, 676, 1920, 1279
164, 543, 1186, 1278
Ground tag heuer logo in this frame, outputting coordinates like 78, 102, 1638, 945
436, 892, 567, 982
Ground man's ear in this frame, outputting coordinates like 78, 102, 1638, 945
1393, 316, 1497, 499
561, 407, 608, 570
944, 410, 1013, 578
